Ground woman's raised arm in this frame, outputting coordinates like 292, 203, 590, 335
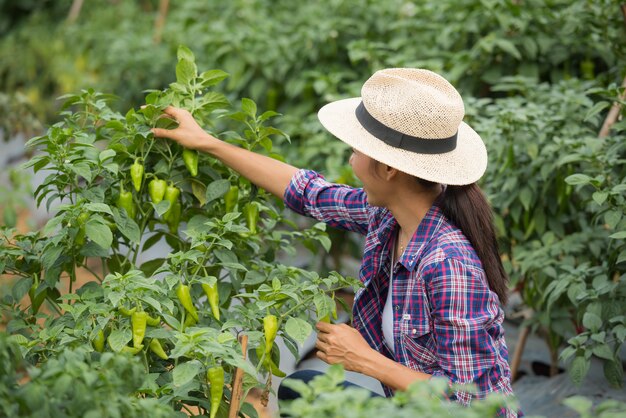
151, 106, 299, 199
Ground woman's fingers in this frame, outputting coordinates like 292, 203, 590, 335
315, 339, 328, 352
162, 106, 189, 119
151, 127, 173, 139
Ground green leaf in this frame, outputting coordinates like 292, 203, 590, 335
592, 191, 608, 205
241, 98, 257, 118
604, 211, 622, 229
609, 231, 626, 239
603, 359, 624, 388
316, 235, 332, 252
199, 69, 229, 87
42, 244, 64, 270
71, 163, 94, 183
592, 344, 614, 360
177, 45, 195, 62
98, 149, 116, 162
285, 317, 312, 345
154, 200, 171, 217
191, 182, 207, 206
84, 203, 113, 216
563, 396, 593, 415
568, 355, 590, 385
582, 312, 602, 332
172, 360, 202, 386
313, 293, 335, 319
107, 329, 132, 352
584, 101, 610, 122
494, 38, 521, 59
12, 277, 33, 301
112, 208, 141, 243
176, 58, 197, 86
85, 219, 113, 249
205, 179, 230, 204
518, 187, 532, 211
565, 174, 592, 186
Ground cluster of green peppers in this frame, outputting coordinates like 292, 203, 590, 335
114, 305, 168, 358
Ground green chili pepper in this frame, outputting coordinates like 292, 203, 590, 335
182, 148, 199, 177
202, 283, 220, 321
263, 314, 278, 354
255, 346, 286, 377
148, 178, 167, 204
149, 338, 168, 360
75, 211, 90, 246
207, 366, 224, 418
146, 314, 161, 326
183, 313, 197, 330
176, 284, 199, 321
119, 306, 137, 317
167, 201, 182, 233
122, 344, 144, 355
163, 183, 180, 219
243, 202, 259, 235
223, 186, 239, 213
117, 187, 136, 218
28, 283, 46, 314
92, 329, 105, 353
130, 158, 144, 192
131, 311, 148, 348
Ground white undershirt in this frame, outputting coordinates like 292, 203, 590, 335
382, 243, 395, 353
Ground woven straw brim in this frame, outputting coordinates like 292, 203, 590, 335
318, 97, 487, 185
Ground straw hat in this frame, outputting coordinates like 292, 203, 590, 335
317, 68, 487, 185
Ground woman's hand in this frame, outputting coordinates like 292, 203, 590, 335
151, 106, 217, 151
315, 322, 375, 373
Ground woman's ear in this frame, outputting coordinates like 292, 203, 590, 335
384, 165, 399, 181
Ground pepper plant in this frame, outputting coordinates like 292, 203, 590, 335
0, 46, 359, 416
468, 77, 626, 386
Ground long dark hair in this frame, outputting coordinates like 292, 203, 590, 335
435, 182, 509, 305
368, 160, 509, 304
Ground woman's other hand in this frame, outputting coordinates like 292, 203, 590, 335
315, 322, 375, 373
151, 106, 217, 151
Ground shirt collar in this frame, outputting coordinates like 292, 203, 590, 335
397, 204, 445, 271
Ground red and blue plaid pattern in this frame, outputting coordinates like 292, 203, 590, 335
284, 170, 518, 416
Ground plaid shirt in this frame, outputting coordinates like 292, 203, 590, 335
284, 169, 518, 416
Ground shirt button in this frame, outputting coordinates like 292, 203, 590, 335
411, 329, 417, 335
395, 305, 400, 311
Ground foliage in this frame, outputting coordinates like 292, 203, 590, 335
279, 365, 626, 418
469, 77, 626, 386
0, 332, 179, 418
2, 0, 624, 161
0, 47, 359, 416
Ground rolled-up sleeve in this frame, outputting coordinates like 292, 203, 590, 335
427, 257, 502, 405
283, 169, 370, 235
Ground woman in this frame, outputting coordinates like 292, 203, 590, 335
152, 68, 518, 415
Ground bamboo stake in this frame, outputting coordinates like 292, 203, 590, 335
510, 325, 529, 382
67, 0, 84, 24
153, 0, 170, 44
228, 334, 249, 418
598, 76, 626, 138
